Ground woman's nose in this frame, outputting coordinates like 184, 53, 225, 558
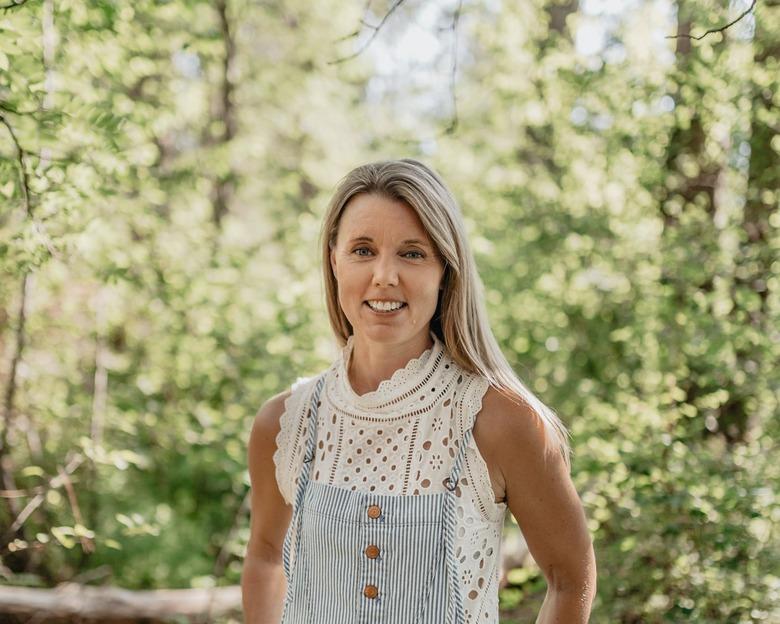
372, 254, 399, 286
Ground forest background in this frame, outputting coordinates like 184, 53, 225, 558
0, 0, 778, 622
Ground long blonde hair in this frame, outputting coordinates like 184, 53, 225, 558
320, 158, 572, 470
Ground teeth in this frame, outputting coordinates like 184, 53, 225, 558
367, 300, 404, 311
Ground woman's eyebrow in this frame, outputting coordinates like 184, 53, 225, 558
347, 236, 430, 247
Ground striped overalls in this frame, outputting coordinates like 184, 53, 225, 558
280, 374, 474, 624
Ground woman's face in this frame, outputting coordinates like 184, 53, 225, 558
330, 193, 445, 347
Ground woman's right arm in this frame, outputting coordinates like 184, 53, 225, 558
241, 390, 293, 624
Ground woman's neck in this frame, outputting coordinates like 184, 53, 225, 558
347, 331, 434, 396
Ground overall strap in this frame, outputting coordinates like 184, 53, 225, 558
280, 374, 326, 617
445, 426, 473, 491
299, 376, 325, 473
442, 426, 473, 624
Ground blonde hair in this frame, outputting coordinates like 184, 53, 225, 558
320, 158, 572, 470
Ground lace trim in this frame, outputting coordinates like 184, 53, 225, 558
459, 375, 508, 523
272, 375, 317, 506
327, 366, 459, 423
337, 331, 443, 411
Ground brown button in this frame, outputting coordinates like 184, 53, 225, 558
366, 504, 382, 519
365, 544, 380, 559
363, 584, 379, 599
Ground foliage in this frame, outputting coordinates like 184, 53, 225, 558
1, 0, 777, 622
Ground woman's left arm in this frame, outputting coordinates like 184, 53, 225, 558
476, 387, 597, 623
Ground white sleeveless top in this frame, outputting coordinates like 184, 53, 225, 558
274, 331, 508, 623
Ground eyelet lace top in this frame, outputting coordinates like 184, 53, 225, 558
273, 331, 508, 623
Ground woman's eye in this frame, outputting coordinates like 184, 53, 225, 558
351, 248, 424, 259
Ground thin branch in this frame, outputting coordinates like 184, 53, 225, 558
328, 0, 406, 65
1, 114, 62, 259
0, 114, 31, 217
58, 465, 94, 553
0, 487, 40, 498
1, 453, 84, 550
666, 0, 756, 40
0, 102, 40, 116
0, 0, 35, 11
332, 0, 376, 44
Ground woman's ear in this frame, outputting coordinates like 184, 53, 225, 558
330, 247, 337, 279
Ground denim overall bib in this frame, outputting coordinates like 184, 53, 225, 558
280, 374, 473, 624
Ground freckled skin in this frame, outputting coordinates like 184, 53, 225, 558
329, 193, 445, 394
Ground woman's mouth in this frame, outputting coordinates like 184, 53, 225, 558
364, 301, 407, 315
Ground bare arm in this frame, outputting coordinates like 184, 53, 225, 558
242, 390, 294, 624
476, 387, 597, 623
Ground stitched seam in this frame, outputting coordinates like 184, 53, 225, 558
302, 509, 443, 527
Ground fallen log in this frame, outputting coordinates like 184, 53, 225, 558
0, 583, 241, 621
0, 533, 533, 622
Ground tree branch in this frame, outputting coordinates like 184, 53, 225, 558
0, 113, 31, 217
0, 0, 35, 11
666, 0, 756, 41
332, 0, 377, 43
328, 0, 406, 65
0, 102, 39, 116
58, 465, 94, 553
0, 453, 84, 551
1, 114, 62, 259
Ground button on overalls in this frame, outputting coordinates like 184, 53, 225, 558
280, 375, 473, 624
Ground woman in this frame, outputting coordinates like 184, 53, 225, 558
242, 159, 596, 623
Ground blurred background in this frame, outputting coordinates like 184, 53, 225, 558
0, 0, 778, 622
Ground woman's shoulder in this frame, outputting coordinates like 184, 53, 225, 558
473, 383, 555, 477
253, 371, 327, 443
261, 370, 328, 505
476, 384, 542, 438
253, 388, 292, 431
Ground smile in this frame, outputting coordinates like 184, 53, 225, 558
364, 301, 407, 314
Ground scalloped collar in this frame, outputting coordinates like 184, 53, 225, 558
333, 330, 447, 414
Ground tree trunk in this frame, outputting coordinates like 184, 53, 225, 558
211, 0, 237, 233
